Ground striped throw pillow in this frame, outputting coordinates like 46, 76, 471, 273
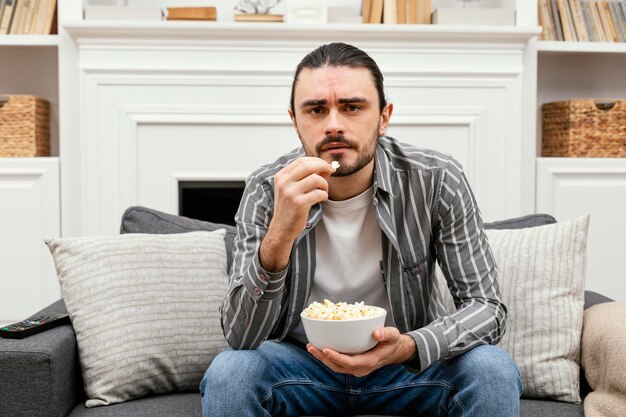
488, 214, 590, 403
46, 231, 229, 407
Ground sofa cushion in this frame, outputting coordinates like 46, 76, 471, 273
488, 214, 590, 403
46, 231, 230, 407
120, 206, 237, 272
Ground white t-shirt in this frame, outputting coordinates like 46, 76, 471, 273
289, 186, 393, 344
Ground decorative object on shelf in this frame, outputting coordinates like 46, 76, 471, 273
328, 6, 362, 24
538, 0, 626, 42
165, 7, 217, 21
542, 99, 626, 157
0, 95, 50, 157
286, 0, 328, 24
234, 0, 283, 22
1, 0, 57, 34
84, 5, 163, 21
362, 0, 430, 24
431, 7, 516, 25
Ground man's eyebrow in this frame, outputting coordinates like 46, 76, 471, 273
338, 97, 369, 104
300, 99, 327, 108
300, 97, 369, 108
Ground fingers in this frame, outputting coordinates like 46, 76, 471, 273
374, 327, 400, 342
278, 157, 333, 182
306, 344, 379, 377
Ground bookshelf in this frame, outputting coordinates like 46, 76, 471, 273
538, 39, 626, 52
536, 24, 626, 299
0, 3, 61, 324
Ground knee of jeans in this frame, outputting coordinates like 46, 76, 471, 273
463, 345, 521, 391
200, 348, 268, 396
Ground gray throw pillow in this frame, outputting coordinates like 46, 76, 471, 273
46, 231, 230, 407
120, 206, 236, 271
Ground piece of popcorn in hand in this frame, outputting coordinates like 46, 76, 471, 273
330, 161, 340, 171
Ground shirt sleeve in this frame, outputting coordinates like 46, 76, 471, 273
220, 177, 289, 350
406, 157, 507, 372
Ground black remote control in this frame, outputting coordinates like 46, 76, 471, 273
0, 313, 71, 339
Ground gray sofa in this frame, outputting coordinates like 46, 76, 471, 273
0, 207, 613, 417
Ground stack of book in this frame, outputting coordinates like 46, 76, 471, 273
362, 0, 431, 24
0, 0, 57, 35
538, 0, 626, 42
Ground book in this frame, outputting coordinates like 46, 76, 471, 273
383, 0, 397, 23
407, 0, 417, 23
556, 0, 576, 40
368, 0, 384, 23
569, 0, 590, 40
397, 0, 407, 24
595, 1, 615, 41
618, 1, 626, 40
234, 14, 283, 22
589, 0, 608, 41
578, 0, 597, 42
22, 0, 37, 34
551, 0, 565, 40
166, 7, 217, 21
8, 0, 25, 34
418, 0, 431, 24
362, 0, 372, 23
0, 0, 16, 34
539, 0, 555, 40
602, 1, 619, 40
32, 0, 55, 34
608, 1, 625, 41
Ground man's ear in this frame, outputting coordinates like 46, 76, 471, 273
288, 108, 298, 130
379, 103, 394, 136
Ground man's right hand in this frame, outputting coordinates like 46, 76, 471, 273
259, 157, 334, 272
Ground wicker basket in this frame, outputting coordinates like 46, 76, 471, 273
542, 99, 626, 157
0, 95, 50, 157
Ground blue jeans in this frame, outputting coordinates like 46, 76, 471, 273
200, 340, 522, 417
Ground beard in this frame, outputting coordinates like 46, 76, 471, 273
298, 123, 380, 177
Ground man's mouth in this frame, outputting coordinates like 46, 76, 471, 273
321, 142, 351, 151
315, 135, 357, 155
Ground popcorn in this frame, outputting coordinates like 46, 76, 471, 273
302, 299, 378, 321
330, 160, 340, 171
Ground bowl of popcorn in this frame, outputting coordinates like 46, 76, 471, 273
300, 299, 387, 354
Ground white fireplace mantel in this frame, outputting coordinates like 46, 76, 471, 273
61, 22, 540, 236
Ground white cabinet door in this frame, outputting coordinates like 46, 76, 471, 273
537, 158, 626, 300
0, 158, 60, 325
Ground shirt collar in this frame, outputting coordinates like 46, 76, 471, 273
374, 138, 395, 198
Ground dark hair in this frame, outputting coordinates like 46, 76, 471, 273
289, 43, 387, 116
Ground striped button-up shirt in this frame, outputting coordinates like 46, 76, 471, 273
221, 136, 506, 372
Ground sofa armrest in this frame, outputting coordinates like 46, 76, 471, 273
0, 299, 83, 417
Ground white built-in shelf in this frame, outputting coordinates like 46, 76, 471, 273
64, 20, 540, 43
538, 41, 626, 54
0, 35, 59, 47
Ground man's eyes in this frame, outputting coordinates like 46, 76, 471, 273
306, 105, 361, 115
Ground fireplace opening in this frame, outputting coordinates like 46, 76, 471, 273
179, 181, 245, 226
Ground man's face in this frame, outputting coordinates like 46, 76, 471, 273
289, 66, 392, 177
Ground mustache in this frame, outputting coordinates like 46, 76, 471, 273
315, 135, 358, 154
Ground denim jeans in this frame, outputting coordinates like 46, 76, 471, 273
200, 340, 522, 417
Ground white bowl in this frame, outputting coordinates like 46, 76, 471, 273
300, 306, 387, 354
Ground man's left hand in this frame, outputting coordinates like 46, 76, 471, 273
306, 327, 417, 377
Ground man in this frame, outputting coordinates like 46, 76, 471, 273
200, 42, 522, 416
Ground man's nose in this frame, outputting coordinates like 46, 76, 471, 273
325, 108, 345, 136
